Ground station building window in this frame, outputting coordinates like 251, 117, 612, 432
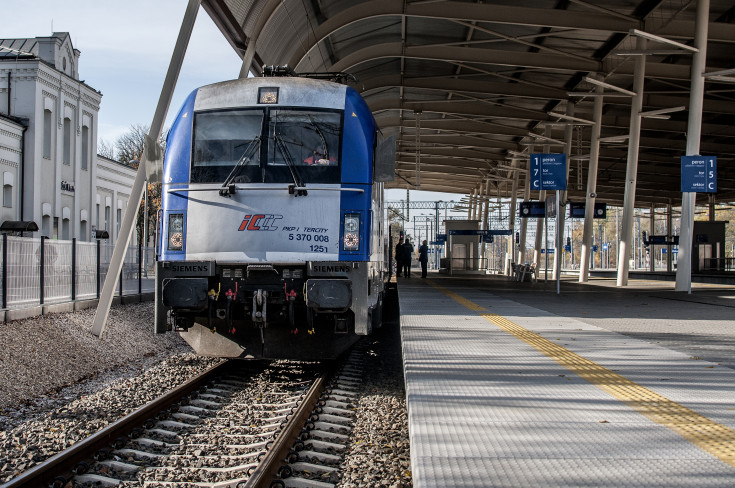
81, 125, 89, 170
2, 184, 12, 208
2, 173, 12, 208
62, 218, 70, 240
63, 117, 72, 165
43, 109, 52, 159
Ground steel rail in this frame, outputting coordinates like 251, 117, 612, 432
244, 371, 329, 488
1, 360, 235, 488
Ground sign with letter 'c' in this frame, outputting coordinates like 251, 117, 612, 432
681, 156, 716, 193
531, 153, 567, 191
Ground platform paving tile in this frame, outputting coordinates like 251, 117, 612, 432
413, 457, 735, 488
399, 280, 735, 487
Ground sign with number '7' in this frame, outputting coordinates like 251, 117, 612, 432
530, 153, 567, 191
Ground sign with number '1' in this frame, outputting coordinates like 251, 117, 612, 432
681, 155, 717, 193
531, 153, 567, 191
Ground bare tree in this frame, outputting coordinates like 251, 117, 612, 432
98, 138, 115, 159
112, 124, 167, 247
115, 124, 149, 166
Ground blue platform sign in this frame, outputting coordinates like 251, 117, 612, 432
564, 245, 571, 252
531, 153, 567, 190
681, 156, 717, 193
602, 243, 609, 251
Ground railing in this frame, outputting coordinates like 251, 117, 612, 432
702, 257, 735, 272
1, 235, 155, 310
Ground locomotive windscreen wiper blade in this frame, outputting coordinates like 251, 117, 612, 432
308, 115, 329, 161
275, 133, 307, 196
220, 136, 261, 196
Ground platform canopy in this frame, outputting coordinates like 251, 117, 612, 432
200, 0, 735, 205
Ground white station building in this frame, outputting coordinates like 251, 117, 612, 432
0, 32, 135, 243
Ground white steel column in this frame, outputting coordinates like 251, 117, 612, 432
553, 102, 575, 281
92, 0, 202, 337
534, 135, 551, 277
481, 179, 490, 270
579, 79, 604, 282
649, 204, 655, 271
617, 37, 647, 287
519, 153, 531, 265
676, 0, 709, 293
666, 201, 673, 272
507, 158, 520, 275
469, 187, 477, 219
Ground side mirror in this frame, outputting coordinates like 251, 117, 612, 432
374, 134, 396, 182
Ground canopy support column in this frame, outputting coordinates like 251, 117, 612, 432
676, 0, 710, 293
650, 203, 655, 272
519, 151, 532, 265
507, 158, 520, 275
579, 78, 604, 282
553, 103, 575, 282
617, 37, 647, 287
666, 201, 673, 272
91, 0, 202, 337
533, 131, 550, 279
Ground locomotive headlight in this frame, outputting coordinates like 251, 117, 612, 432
343, 213, 360, 251
168, 213, 185, 251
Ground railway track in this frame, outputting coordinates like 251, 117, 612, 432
2, 347, 366, 488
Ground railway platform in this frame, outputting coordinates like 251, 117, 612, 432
398, 273, 735, 487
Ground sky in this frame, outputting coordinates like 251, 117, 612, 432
4, 0, 243, 145
3, 0, 465, 212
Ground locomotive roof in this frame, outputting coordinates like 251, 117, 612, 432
195, 76, 349, 111
195, 0, 735, 205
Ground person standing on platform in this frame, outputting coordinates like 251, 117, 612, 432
402, 238, 414, 277
394, 237, 405, 278
419, 239, 429, 278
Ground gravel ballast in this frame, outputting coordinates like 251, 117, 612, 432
0, 299, 413, 487
339, 298, 412, 487
0, 302, 223, 483
0, 303, 192, 412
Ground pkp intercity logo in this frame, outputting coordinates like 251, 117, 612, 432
238, 214, 283, 231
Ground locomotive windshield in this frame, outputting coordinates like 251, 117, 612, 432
191, 109, 263, 183
267, 109, 342, 184
191, 108, 342, 184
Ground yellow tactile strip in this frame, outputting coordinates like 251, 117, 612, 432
427, 280, 735, 467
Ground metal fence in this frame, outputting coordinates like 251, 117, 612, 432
703, 257, 735, 272
1, 235, 155, 310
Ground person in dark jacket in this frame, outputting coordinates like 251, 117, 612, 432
402, 238, 414, 277
419, 239, 429, 278
394, 237, 404, 277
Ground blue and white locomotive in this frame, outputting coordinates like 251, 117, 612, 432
154, 69, 394, 360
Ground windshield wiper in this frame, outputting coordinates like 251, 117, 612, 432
219, 136, 261, 196
308, 115, 329, 161
274, 134, 307, 196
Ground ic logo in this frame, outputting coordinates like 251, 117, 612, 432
238, 214, 283, 231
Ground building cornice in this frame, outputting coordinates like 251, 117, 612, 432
0, 158, 19, 169
0, 128, 23, 139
